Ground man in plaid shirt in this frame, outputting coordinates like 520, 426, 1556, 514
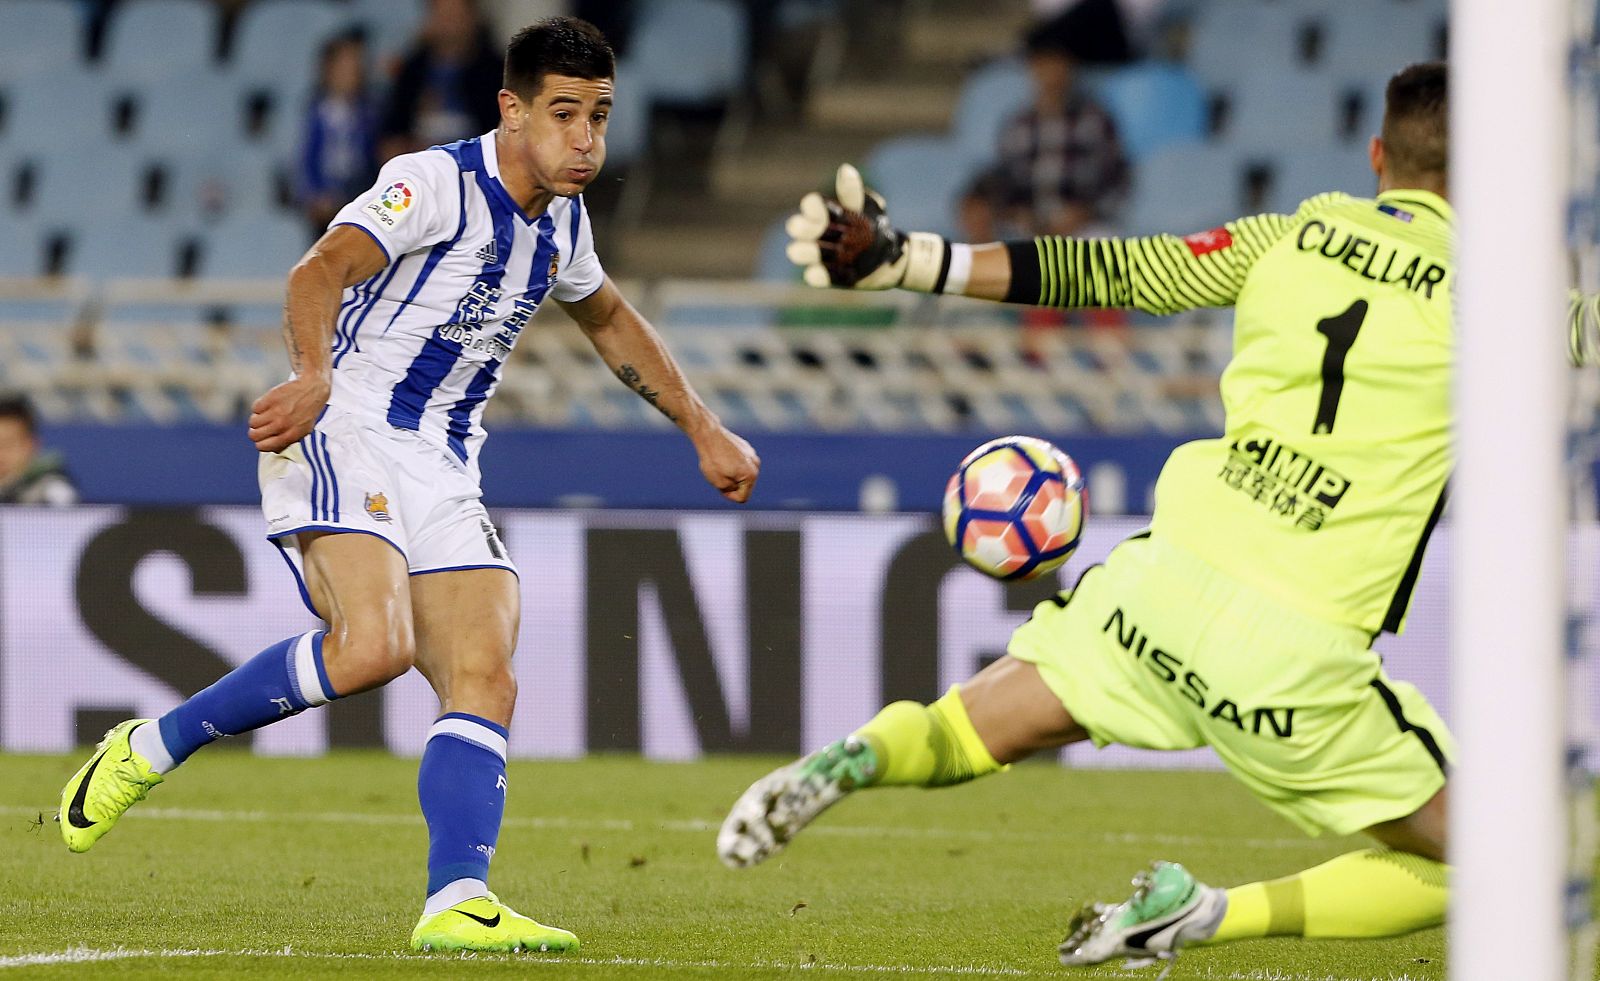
963, 25, 1129, 242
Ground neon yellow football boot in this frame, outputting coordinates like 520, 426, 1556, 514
58, 719, 164, 853
410, 892, 579, 953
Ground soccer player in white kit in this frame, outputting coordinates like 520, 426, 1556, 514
57, 17, 759, 953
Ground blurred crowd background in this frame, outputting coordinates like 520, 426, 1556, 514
0, 0, 1488, 512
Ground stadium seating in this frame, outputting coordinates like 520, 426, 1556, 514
65, 218, 185, 279
196, 213, 312, 279
229, 0, 349, 104
1217, 71, 1346, 153
0, 0, 84, 82
1125, 143, 1245, 236
1186, 2, 1308, 90
949, 58, 1033, 168
862, 135, 973, 239
1094, 62, 1208, 163
0, 74, 115, 153
629, 0, 749, 107
101, 0, 220, 81
1266, 145, 1377, 213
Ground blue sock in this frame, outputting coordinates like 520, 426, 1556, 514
150, 631, 336, 769
418, 713, 508, 901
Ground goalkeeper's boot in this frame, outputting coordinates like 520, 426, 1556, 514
410, 892, 579, 953
717, 736, 878, 868
1059, 861, 1227, 976
58, 719, 164, 853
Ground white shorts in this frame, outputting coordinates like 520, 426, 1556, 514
259, 404, 516, 616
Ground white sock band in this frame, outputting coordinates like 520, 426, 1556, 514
944, 243, 974, 296
427, 717, 509, 762
290, 630, 333, 707
129, 720, 175, 774
423, 877, 490, 916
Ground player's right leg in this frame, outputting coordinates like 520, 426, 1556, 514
718, 654, 1088, 868
59, 531, 414, 852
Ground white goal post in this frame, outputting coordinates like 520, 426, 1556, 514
1450, 0, 1571, 978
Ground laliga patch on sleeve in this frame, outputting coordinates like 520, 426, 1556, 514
362, 179, 418, 230
1182, 227, 1233, 257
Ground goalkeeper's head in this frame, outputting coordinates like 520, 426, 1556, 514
496, 16, 616, 198
1373, 61, 1447, 198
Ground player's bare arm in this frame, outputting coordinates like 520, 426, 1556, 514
559, 277, 760, 503
249, 225, 388, 453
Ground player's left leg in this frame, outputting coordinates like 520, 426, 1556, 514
404, 567, 577, 954
1061, 789, 1449, 970
719, 654, 1089, 868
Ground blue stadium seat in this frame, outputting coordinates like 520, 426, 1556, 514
1125, 143, 1245, 236
863, 135, 973, 239
605, 60, 653, 169
950, 58, 1033, 168
1266, 145, 1377, 213
0, 221, 45, 277
197, 213, 312, 279
101, 0, 220, 80
0, 75, 114, 152
631, 0, 748, 106
24, 151, 155, 226
128, 73, 248, 152
1094, 62, 1208, 163
166, 151, 284, 224
1319, 1, 1444, 87
756, 216, 800, 282
1186, 2, 1307, 90
0, 0, 85, 81
1219, 72, 1344, 152
348, 0, 426, 63
65, 219, 185, 279
230, 0, 350, 97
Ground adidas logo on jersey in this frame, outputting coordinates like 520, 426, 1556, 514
475, 241, 498, 264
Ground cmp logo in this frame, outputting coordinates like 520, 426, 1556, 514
364, 491, 392, 522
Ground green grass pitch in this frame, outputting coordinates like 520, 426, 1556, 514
0, 751, 1451, 979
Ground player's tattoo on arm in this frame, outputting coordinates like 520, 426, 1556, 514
616, 363, 677, 422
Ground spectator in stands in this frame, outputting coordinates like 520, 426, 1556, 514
959, 22, 1130, 243
298, 30, 380, 235
0, 396, 77, 506
378, 0, 504, 161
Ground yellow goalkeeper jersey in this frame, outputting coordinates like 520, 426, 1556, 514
1020, 189, 1454, 634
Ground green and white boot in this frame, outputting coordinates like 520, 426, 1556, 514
717, 737, 879, 869
1059, 862, 1227, 975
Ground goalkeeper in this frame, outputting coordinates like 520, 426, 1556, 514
721, 61, 1471, 970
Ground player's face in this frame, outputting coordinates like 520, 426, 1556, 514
510, 74, 611, 198
0, 419, 34, 484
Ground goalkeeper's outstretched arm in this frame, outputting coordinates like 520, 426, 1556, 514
788, 164, 1300, 315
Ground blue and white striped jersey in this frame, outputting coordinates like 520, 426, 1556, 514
325, 131, 604, 476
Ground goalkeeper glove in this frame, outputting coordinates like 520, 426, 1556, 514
785, 163, 953, 292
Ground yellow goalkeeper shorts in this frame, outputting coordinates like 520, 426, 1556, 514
1008, 533, 1452, 837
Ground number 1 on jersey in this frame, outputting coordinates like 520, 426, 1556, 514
1313, 300, 1368, 434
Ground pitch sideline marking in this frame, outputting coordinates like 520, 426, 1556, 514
0, 946, 1437, 980
0, 804, 1323, 852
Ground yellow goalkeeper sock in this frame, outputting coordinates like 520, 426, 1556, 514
1208, 848, 1448, 943
851, 686, 1006, 787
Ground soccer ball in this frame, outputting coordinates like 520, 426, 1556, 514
942, 436, 1086, 581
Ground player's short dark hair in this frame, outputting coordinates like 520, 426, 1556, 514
503, 17, 614, 98
1382, 61, 1448, 179
0, 395, 37, 435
